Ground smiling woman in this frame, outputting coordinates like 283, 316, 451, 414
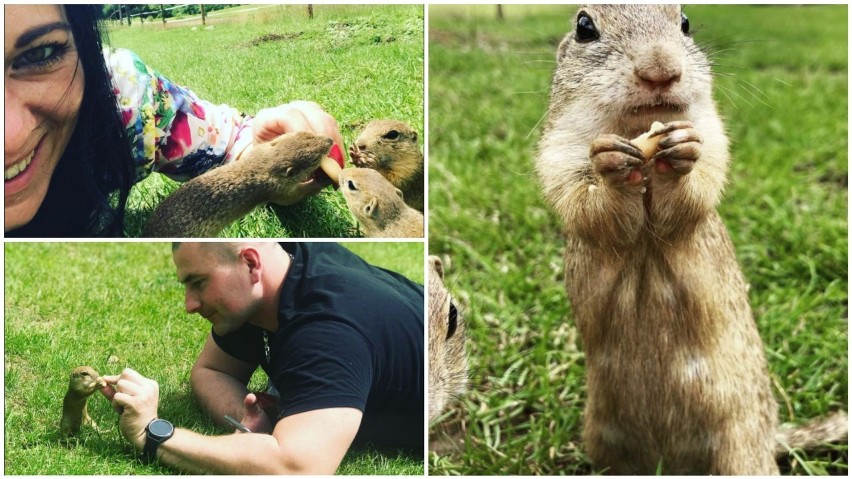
3, 5, 344, 237
5, 5, 134, 236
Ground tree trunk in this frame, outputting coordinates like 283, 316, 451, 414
308, 5, 314, 20
200, 4, 207, 26
160, 5, 166, 25
496, 5, 504, 21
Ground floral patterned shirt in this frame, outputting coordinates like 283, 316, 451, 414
104, 47, 254, 183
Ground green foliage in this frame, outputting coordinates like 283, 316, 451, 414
106, 4, 423, 237
428, 4, 847, 475
4, 242, 424, 475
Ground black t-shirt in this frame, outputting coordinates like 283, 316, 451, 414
212, 243, 424, 450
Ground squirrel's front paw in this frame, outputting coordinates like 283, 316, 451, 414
651, 121, 703, 175
590, 134, 646, 188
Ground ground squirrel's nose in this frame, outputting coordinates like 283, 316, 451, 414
634, 43, 682, 91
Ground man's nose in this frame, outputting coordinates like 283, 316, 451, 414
185, 291, 201, 314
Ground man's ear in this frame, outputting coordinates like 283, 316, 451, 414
241, 247, 262, 283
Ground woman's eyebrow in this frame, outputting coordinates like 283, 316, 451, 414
15, 22, 71, 48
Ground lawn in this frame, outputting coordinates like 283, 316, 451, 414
428, 4, 847, 475
3, 241, 424, 475
105, 4, 424, 238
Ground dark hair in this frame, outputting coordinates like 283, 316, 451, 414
8, 5, 135, 237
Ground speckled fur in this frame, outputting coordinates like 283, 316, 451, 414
143, 132, 332, 238
428, 256, 467, 422
349, 120, 424, 212
535, 5, 845, 474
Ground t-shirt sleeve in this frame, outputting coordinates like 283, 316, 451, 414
273, 319, 374, 418
104, 47, 254, 184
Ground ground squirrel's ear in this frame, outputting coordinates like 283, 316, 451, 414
411, 131, 418, 143
363, 197, 378, 217
429, 255, 445, 279
394, 188, 404, 200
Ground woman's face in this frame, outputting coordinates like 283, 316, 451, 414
4, 5, 84, 232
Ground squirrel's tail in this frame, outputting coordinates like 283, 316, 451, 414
775, 410, 848, 458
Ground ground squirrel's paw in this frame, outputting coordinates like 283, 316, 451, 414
590, 134, 646, 187
652, 121, 703, 175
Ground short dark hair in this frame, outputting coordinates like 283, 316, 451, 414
8, 5, 135, 237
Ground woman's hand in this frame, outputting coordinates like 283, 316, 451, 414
250, 101, 345, 205
252, 101, 344, 150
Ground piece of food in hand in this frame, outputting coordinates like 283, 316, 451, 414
314, 143, 345, 188
632, 121, 665, 161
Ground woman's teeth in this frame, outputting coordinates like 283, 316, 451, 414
5, 151, 34, 181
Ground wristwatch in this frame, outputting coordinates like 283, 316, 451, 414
143, 418, 175, 463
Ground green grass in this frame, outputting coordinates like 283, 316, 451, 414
4, 242, 424, 475
106, 4, 424, 237
428, 4, 847, 475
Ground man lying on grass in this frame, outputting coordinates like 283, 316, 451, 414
99, 242, 424, 474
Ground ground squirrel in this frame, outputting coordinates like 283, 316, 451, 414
338, 167, 423, 238
535, 5, 846, 474
142, 131, 334, 237
428, 256, 467, 422
60, 366, 106, 436
349, 120, 424, 212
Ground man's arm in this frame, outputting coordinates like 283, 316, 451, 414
104, 368, 362, 474
155, 407, 362, 474
190, 333, 262, 430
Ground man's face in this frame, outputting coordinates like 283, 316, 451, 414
172, 244, 260, 335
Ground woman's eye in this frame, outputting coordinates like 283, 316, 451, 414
24, 45, 54, 63
13, 42, 67, 70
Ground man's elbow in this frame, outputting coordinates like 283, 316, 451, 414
275, 450, 340, 475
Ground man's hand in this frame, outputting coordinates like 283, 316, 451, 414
240, 393, 273, 434
100, 368, 160, 451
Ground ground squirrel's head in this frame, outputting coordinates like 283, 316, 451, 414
68, 366, 106, 396
428, 255, 467, 422
248, 131, 334, 191
349, 120, 422, 173
548, 4, 711, 135
338, 167, 408, 230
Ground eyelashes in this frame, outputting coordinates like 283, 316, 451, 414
12, 40, 71, 72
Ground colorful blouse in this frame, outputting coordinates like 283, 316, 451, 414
104, 47, 254, 183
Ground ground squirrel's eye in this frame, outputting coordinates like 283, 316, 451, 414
447, 302, 458, 340
383, 130, 400, 140
681, 12, 690, 35
575, 12, 599, 42
347, 180, 357, 190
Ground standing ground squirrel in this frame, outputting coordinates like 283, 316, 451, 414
535, 5, 846, 474
60, 366, 106, 436
142, 131, 334, 237
428, 256, 467, 422
338, 167, 423, 238
349, 120, 424, 212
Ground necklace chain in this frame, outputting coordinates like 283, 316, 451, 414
262, 250, 293, 365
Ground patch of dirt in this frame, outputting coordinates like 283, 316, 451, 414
246, 32, 303, 46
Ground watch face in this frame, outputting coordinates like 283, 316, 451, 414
148, 419, 174, 438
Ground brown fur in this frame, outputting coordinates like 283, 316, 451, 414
428, 256, 467, 422
339, 167, 423, 238
60, 366, 106, 436
535, 4, 845, 474
349, 120, 424, 212
142, 132, 333, 237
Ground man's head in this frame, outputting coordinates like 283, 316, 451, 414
172, 242, 273, 336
